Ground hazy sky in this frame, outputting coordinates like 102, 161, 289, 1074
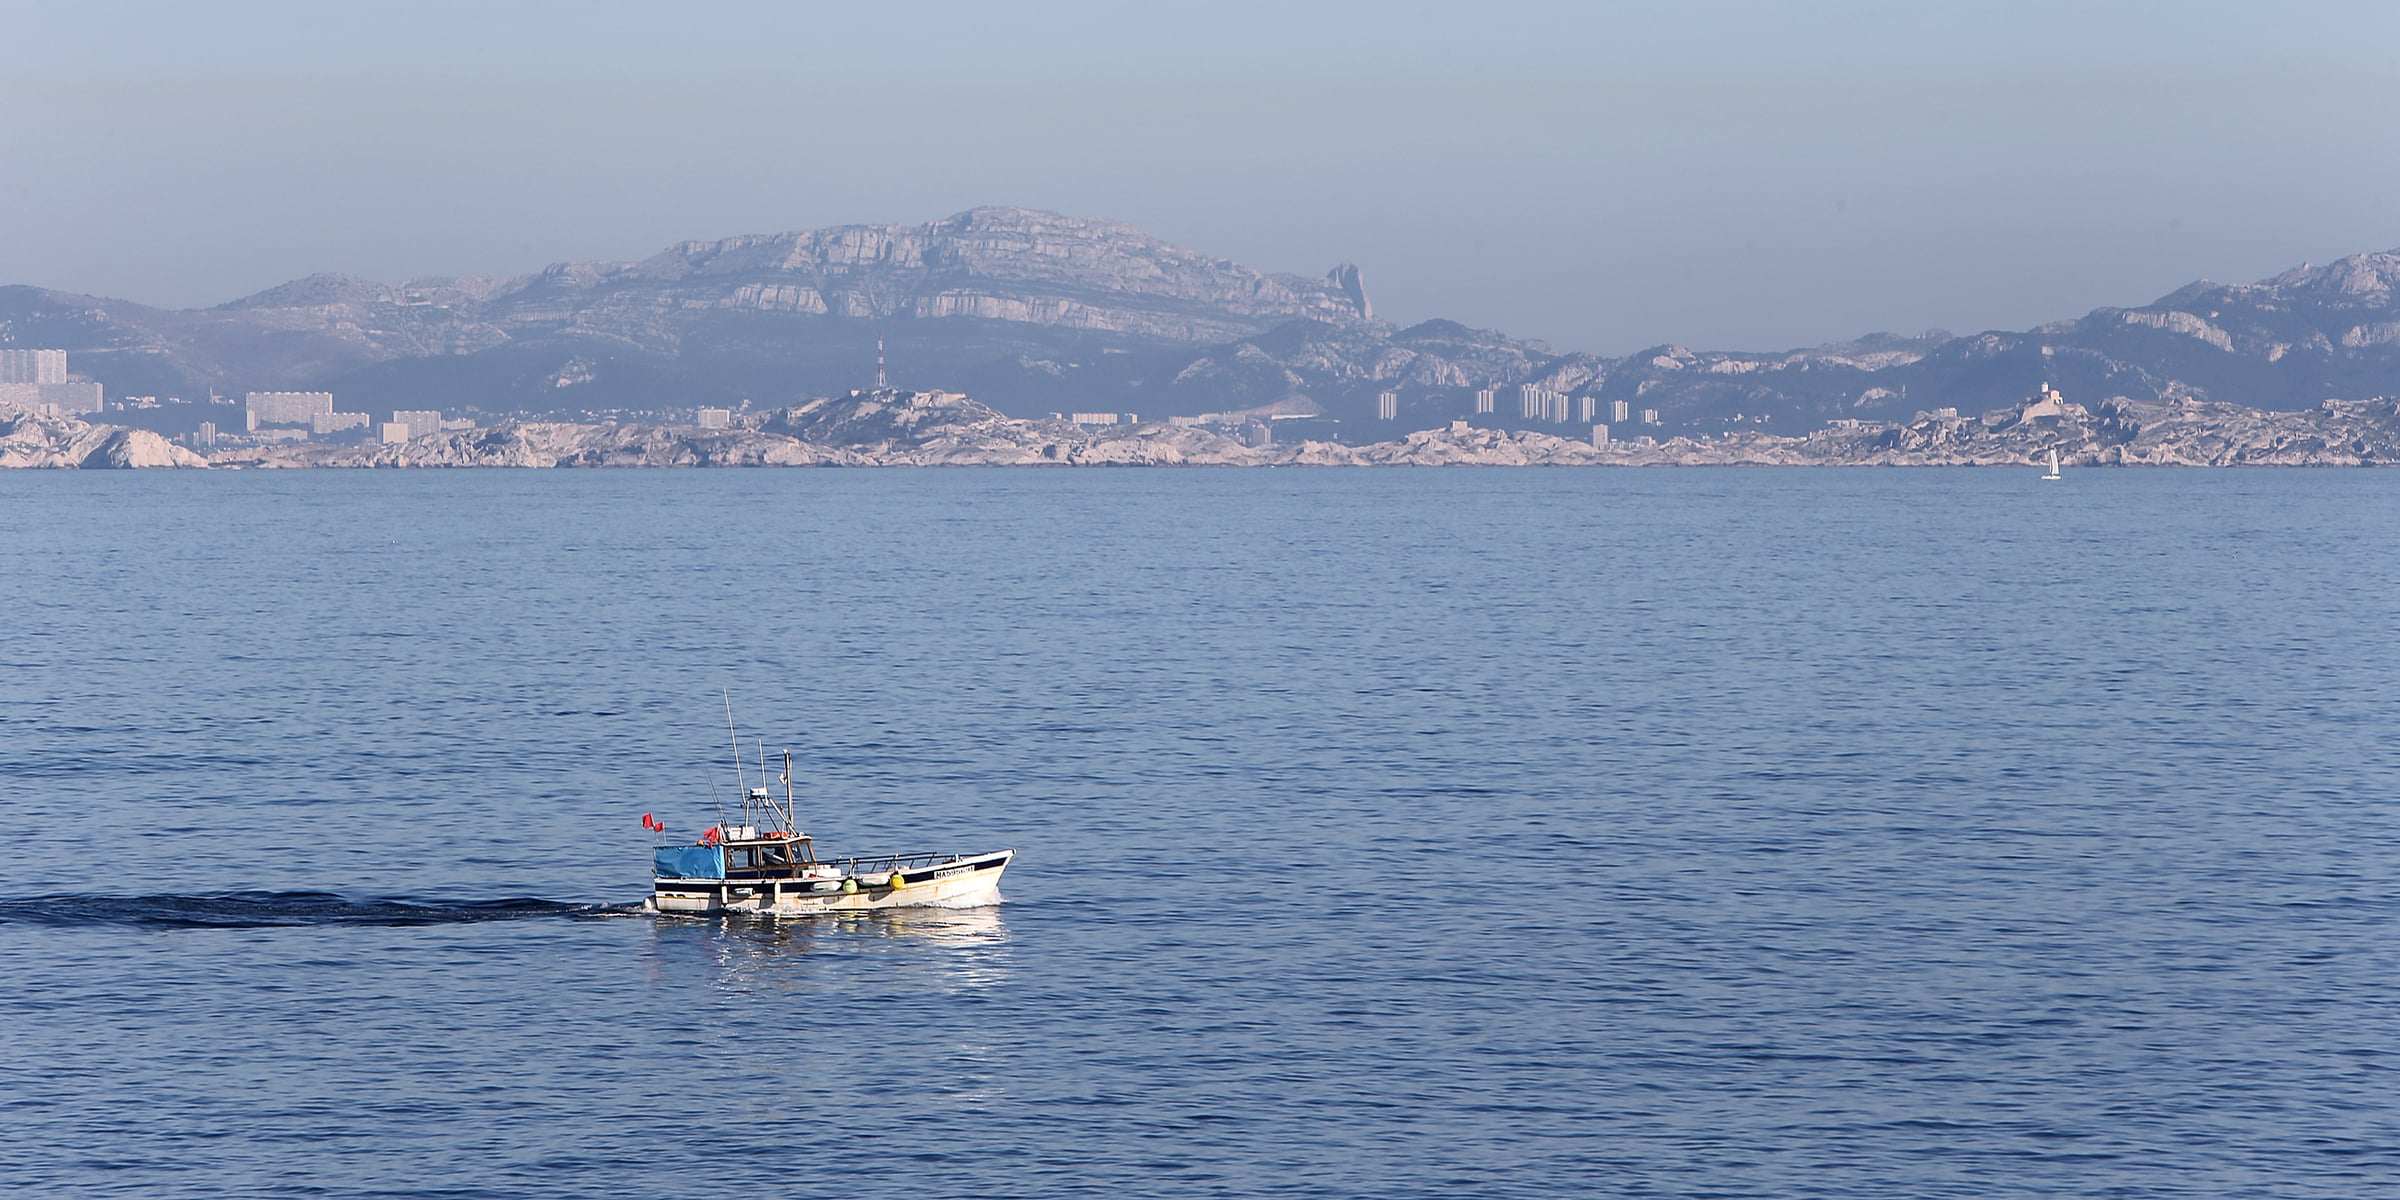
6, 0, 2400, 353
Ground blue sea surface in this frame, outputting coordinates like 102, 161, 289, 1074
1, 467, 2395, 1198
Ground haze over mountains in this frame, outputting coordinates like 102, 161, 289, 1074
5, 205, 2400, 434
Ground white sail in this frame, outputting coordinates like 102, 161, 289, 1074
2042, 448, 2062, 480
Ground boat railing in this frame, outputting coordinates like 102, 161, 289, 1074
823, 851, 965, 874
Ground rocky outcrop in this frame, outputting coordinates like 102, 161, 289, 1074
1326, 263, 1373, 321
1649, 394, 2400, 466
0, 409, 207, 468
82, 427, 208, 468
207, 422, 856, 469
756, 389, 1056, 463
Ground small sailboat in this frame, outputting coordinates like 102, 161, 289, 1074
2041, 448, 2062, 480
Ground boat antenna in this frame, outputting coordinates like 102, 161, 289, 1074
780, 749, 797, 833
705, 775, 730, 832
724, 690, 746, 795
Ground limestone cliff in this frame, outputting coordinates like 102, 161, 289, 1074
0, 409, 208, 468
604, 207, 1373, 341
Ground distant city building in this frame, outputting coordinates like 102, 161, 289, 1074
1069, 412, 1120, 426
310, 410, 370, 434
1641, 408, 1661, 426
1591, 424, 1610, 447
1474, 388, 1495, 415
1, 380, 102, 415
379, 422, 413, 445
1611, 399, 1631, 424
1120, 413, 1139, 426
1516, 384, 1567, 423
253, 427, 309, 444
1239, 420, 1271, 448
1578, 396, 1597, 423
0, 349, 66, 384
245, 391, 334, 430
195, 421, 218, 447
0, 349, 100, 414
1927, 406, 1960, 420
1376, 391, 1398, 421
389, 409, 443, 440
696, 407, 732, 430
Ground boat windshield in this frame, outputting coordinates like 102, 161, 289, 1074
728, 844, 798, 870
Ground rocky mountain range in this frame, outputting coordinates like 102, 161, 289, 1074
5, 206, 2400, 435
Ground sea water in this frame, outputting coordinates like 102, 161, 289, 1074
1, 467, 2394, 1198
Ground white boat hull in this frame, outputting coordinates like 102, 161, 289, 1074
645, 850, 1012, 917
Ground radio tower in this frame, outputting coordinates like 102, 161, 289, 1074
875, 331, 888, 390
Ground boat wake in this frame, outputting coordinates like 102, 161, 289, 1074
0, 891, 637, 929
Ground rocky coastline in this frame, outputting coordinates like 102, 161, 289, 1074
6, 389, 2398, 470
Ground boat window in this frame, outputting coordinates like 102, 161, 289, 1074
759, 845, 792, 867
727, 849, 755, 870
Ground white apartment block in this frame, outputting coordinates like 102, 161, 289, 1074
390, 409, 443, 440
246, 391, 335, 429
1516, 384, 1568, 422
0, 349, 67, 384
0, 350, 99, 415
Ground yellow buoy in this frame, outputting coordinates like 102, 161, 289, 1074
887, 871, 907, 889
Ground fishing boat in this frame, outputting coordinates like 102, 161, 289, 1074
643, 718, 1013, 917
2041, 448, 2062, 480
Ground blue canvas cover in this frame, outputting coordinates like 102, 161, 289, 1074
654, 845, 726, 880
